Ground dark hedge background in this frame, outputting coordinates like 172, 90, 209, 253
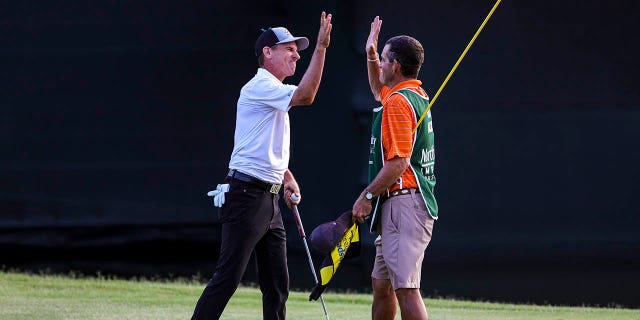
2, 0, 639, 307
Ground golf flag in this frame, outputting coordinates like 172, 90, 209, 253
309, 223, 361, 301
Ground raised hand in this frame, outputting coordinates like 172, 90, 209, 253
366, 16, 382, 59
316, 11, 333, 49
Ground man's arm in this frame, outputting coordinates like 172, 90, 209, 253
289, 12, 333, 107
352, 156, 409, 223
366, 16, 383, 102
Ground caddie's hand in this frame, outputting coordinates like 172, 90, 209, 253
352, 193, 372, 224
316, 11, 333, 49
366, 16, 382, 59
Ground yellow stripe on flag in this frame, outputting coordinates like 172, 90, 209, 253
320, 224, 359, 285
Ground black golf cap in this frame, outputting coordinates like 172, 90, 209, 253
254, 27, 309, 56
309, 211, 353, 253
309, 211, 361, 301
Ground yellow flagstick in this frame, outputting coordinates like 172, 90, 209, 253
413, 0, 503, 134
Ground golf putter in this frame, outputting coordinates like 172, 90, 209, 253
290, 194, 330, 320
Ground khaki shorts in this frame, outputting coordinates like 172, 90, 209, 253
371, 190, 435, 290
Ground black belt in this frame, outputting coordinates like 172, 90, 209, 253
386, 188, 420, 199
228, 169, 282, 194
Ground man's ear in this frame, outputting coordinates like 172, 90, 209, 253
262, 46, 270, 58
392, 60, 401, 74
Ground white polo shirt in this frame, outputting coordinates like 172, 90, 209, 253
228, 68, 297, 184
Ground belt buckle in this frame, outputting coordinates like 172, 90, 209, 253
269, 184, 281, 194
392, 189, 410, 197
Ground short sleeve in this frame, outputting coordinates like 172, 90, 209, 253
381, 95, 414, 160
252, 77, 297, 111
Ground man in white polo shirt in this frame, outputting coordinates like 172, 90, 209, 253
191, 12, 333, 320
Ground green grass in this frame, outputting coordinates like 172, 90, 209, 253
0, 271, 638, 320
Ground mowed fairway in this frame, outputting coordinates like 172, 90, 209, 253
0, 272, 638, 320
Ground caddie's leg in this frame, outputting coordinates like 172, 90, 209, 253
396, 288, 428, 320
372, 278, 397, 320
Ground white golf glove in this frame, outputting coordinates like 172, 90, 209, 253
207, 184, 230, 207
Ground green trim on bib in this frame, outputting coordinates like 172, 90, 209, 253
367, 88, 438, 233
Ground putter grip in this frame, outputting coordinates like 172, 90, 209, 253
292, 208, 306, 237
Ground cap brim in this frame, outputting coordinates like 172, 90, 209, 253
276, 36, 309, 51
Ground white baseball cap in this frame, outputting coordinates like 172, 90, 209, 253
254, 27, 309, 56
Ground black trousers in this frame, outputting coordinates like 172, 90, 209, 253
192, 177, 289, 320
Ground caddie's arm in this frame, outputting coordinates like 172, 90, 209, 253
283, 169, 301, 209
366, 16, 383, 102
352, 156, 409, 223
290, 12, 333, 106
